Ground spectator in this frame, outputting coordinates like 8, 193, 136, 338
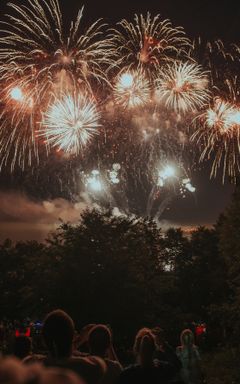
176, 329, 202, 384
88, 324, 122, 384
0, 357, 85, 384
75, 324, 96, 356
24, 310, 105, 384
119, 328, 176, 384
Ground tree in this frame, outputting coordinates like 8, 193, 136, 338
217, 187, 240, 341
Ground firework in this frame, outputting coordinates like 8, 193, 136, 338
181, 178, 196, 193
110, 13, 190, 75
192, 98, 240, 181
9, 87, 24, 102
113, 69, 151, 109
85, 170, 103, 192
108, 163, 121, 184
157, 164, 176, 186
155, 62, 210, 113
0, 0, 113, 169
0, 0, 112, 96
41, 92, 100, 154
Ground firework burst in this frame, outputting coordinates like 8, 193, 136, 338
113, 69, 151, 109
110, 13, 190, 76
0, 0, 112, 169
41, 92, 101, 155
192, 98, 240, 181
0, 0, 112, 97
155, 62, 210, 113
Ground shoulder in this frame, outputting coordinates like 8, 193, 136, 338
104, 358, 123, 371
22, 354, 46, 365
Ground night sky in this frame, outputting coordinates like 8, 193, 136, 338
0, 0, 239, 240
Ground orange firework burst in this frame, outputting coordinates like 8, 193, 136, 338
113, 69, 151, 109
192, 98, 240, 181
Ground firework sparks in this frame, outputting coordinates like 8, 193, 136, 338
41, 92, 101, 154
0, 0, 112, 97
157, 164, 176, 186
192, 98, 240, 181
110, 13, 190, 75
113, 69, 151, 109
9, 87, 24, 102
181, 178, 196, 193
155, 62, 210, 113
85, 170, 103, 192
108, 163, 121, 184
0, 0, 113, 169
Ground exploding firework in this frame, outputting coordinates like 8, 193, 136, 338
0, 0, 112, 97
113, 70, 151, 109
155, 62, 210, 113
192, 97, 240, 181
41, 92, 101, 154
110, 13, 190, 75
0, 0, 112, 169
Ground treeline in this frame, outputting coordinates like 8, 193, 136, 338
1, 188, 240, 348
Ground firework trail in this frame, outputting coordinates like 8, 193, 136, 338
146, 162, 196, 220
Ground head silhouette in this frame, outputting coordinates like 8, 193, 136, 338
180, 329, 195, 348
88, 324, 112, 357
42, 310, 74, 358
134, 328, 156, 365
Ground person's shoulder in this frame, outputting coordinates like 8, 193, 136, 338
121, 364, 140, 374
23, 354, 46, 365
105, 359, 122, 369
70, 355, 107, 376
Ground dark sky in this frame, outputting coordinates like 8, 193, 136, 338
0, 0, 239, 240
64, 0, 240, 41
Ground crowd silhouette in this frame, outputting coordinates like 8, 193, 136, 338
0, 309, 203, 384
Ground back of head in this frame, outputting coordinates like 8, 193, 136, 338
14, 336, 32, 359
42, 310, 74, 359
180, 329, 194, 348
134, 328, 156, 365
88, 324, 111, 357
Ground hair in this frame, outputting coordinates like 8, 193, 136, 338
133, 328, 156, 366
42, 310, 75, 358
180, 329, 195, 348
88, 324, 112, 356
14, 336, 32, 359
